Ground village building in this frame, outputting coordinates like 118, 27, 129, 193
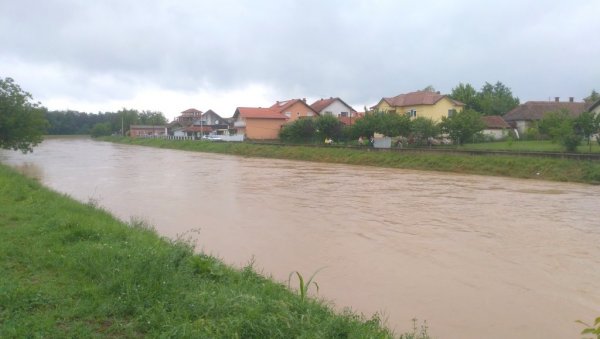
503, 97, 587, 135
371, 90, 464, 122
129, 125, 168, 137
481, 116, 513, 140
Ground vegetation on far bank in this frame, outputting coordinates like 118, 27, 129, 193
0, 163, 407, 338
99, 136, 600, 184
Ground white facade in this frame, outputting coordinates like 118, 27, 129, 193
318, 100, 355, 117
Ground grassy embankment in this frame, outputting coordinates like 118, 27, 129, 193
100, 136, 600, 184
0, 164, 398, 338
459, 139, 600, 153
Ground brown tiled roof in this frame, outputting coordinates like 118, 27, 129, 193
338, 112, 365, 126
270, 99, 318, 115
482, 116, 510, 129
382, 91, 465, 107
503, 101, 588, 121
181, 108, 202, 114
310, 97, 358, 114
235, 107, 287, 119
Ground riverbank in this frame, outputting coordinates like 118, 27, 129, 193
100, 136, 600, 184
0, 163, 397, 338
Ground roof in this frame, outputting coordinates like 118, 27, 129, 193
234, 107, 288, 119
338, 112, 365, 126
181, 108, 203, 115
270, 99, 318, 115
379, 91, 465, 108
183, 126, 212, 132
588, 98, 600, 112
503, 101, 588, 121
310, 97, 357, 113
203, 109, 222, 118
482, 116, 511, 129
130, 125, 167, 129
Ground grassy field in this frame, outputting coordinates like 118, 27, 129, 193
458, 139, 600, 153
0, 163, 405, 338
100, 137, 600, 184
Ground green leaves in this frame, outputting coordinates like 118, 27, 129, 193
0, 77, 48, 153
440, 108, 485, 145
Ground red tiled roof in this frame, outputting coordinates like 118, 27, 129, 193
503, 101, 587, 121
482, 116, 510, 129
381, 91, 465, 107
270, 99, 318, 115
338, 112, 365, 126
235, 107, 287, 119
310, 97, 357, 114
181, 108, 202, 114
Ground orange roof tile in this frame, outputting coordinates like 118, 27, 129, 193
235, 107, 287, 119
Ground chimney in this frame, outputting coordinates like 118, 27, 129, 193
555, 97, 559, 102
569, 97, 574, 102
302, 98, 306, 102
436, 91, 440, 94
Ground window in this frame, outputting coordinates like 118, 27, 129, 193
306, 112, 313, 117
388, 109, 396, 114
285, 112, 291, 117
340, 112, 348, 117
406, 110, 417, 118
448, 109, 456, 117
324, 111, 333, 116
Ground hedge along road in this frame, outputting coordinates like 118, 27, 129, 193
2, 136, 599, 339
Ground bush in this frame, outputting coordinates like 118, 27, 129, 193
90, 122, 113, 137
279, 118, 316, 143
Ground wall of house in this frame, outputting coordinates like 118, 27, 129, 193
515, 120, 530, 135
374, 98, 462, 122
482, 129, 508, 140
281, 101, 316, 122
130, 128, 167, 137
320, 100, 354, 117
245, 119, 286, 139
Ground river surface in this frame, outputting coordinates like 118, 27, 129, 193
1, 137, 599, 338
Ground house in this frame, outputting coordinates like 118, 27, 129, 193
233, 107, 288, 139
503, 97, 587, 135
129, 125, 167, 137
310, 97, 357, 117
371, 90, 464, 122
175, 108, 203, 125
270, 98, 318, 122
170, 109, 230, 138
338, 112, 365, 126
481, 116, 513, 140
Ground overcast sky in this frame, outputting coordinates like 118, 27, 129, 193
1, 0, 599, 121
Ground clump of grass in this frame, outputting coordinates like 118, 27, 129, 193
287, 267, 325, 302
577, 317, 600, 338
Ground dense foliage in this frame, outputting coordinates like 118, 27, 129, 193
440, 109, 485, 145
450, 81, 520, 116
0, 77, 48, 153
537, 109, 600, 152
46, 109, 167, 136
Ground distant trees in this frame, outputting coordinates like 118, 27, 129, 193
537, 110, 600, 152
45, 109, 168, 136
584, 89, 599, 104
0, 77, 48, 153
449, 81, 519, 116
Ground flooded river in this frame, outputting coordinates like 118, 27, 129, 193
2, 137, 599, 338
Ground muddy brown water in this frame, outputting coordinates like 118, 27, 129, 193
2, 137, 599, 339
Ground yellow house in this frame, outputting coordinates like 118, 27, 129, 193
372, 91, 464, 122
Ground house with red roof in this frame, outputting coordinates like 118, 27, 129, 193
232, 107, 288, 139
269, 98, 318, 123
310, 97, 357, 118
503, 97, 587, 135
371, 90, 464, 122
481, 116, 513, 140
232, 99, 319, 139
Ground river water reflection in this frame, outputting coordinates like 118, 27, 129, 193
2, 137, 599, 339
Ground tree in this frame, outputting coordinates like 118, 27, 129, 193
138, 110, 167, 125
421, 85, 436, 93
0, 77, 48, 153
450, 83, 478, 111
349, 111, 411, 139
314, 115, 343, 140
279, 118, 316, 142
584, 89, 600, 104
476, 81, 520, 116
90, 122, 112, 137
440, 108, 485, 145
411, 117, 440, 145
574, 111, 599, 151
538, 110, 570, 139
538, 110, 584, 152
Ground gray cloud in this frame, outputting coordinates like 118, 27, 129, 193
1, 0, 599, 110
